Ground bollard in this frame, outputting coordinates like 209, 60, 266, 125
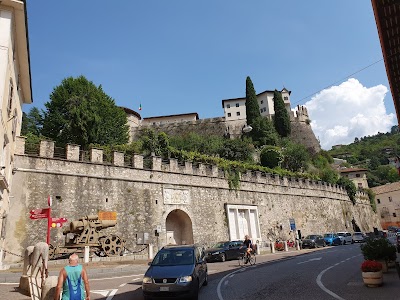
270, 242, 275, 254
148, 244, 154, 260
284, 241, 289, 252
84, 246, 90, 263
296, 240, 301, 251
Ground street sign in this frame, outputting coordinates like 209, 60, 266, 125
289, 218, 296, 231
30, 208, 50, 220
50, 217, 68, 228
98, 211, 117, 220
48, 195, 52, 207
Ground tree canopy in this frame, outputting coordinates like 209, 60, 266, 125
245, 76, 261, 126
41, 76, 129, 149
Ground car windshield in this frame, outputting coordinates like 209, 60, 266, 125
354, 232, 362, 236
337, 233, 345, 236
152, 249, 194, 266
212, 242, 228, 248
324, 234, 333, 238
305, 235, 317, 239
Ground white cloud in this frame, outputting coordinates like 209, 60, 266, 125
304, 78, 395, 150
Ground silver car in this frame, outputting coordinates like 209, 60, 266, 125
142, 244, 208, 300
352, 232, 365, 243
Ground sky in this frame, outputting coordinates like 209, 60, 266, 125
26, 1, 397, 150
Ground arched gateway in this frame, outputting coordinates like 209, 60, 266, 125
165, 209, 194, 245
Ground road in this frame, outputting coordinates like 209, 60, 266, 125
2, 243, 399, 299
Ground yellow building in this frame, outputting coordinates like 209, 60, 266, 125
371, 182, 400, 230
0, 0, 32, 268
339, 168, 369, 189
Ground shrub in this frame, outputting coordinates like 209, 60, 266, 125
360, 237, 397, 261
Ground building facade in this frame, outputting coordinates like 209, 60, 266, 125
222, 88, 291, 122
371, 182, 400, 230
0, 0, 32, 268
339, 168, 369, 189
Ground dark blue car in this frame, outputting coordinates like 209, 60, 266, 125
142, 245, 208, 300
324, 233, 341, 246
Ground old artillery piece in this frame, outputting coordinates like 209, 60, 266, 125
49, 215, 125, 260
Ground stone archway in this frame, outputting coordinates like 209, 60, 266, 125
165, 209, 194, 245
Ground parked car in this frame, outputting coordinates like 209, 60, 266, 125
337, 232, 352, 245
352, 232, 365, 243
396, 232, 400, 253
204, 241, 243, 262
142, 244, 208, 300
301, 235, 326, 248
323, 233, 341, 246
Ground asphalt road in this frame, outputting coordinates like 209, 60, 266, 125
2, 243, 399, 299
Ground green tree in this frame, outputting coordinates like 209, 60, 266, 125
249, 117, 279, 147
41, 76, 129, 149
21, 107, 43, 136
245, 76, 261, 126
219, 138, 254, 162
273, 90, 291, 137
337, 176, 357, 204
282, 142, 310, 172
260, 146, 283, 168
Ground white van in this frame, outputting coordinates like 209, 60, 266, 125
337, 232, 352, 245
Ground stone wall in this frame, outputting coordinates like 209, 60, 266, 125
3, 139, 379, 262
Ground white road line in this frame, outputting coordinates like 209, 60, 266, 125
316, 254, 361, 300
119, 283, 126, 287
0, 282, 18, 285
106, 289, 118, 300
91, 273, 144, 281
132, 278, 140, 282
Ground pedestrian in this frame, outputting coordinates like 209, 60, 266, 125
54, 253, 90, 300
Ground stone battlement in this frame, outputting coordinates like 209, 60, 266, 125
15, 137, 370, 202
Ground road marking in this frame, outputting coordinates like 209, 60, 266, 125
92, 290, 111, 297
132, 278, 141, 282
297, 257, 322, 264
91, 273, 144, 281
119, 283, 126, 287
316, 254, 361, 300
106, 289, 118, 300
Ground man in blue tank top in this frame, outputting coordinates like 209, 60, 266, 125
54, 253, 90, 300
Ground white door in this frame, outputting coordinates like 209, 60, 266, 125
166, 231, 176, 245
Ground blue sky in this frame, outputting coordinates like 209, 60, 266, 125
26, 1, 396, 149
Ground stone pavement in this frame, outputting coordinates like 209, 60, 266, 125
0, 249, 399, 299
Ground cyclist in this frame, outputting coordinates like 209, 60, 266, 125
241, 235, 253, 263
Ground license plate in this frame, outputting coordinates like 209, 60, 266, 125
160, 287, 169, 292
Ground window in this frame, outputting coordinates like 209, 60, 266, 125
356, 174, 361, 177
389, 197, 392, 202
358, 183, 363, 188
393, 213, 397, 217
227, 104, 230, 109
236, 103, 239, 107
262, 107, 266, 112
284, 96, 288, 100
377, 199, 380, 204
7, 79, 13, 117
236, 112, 240, 116
260, 109, 263, 113
227, 113, 231, 117
260, 100, 264, 104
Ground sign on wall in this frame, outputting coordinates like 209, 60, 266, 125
225, 204, 261, 242
98, 211, 117, 220
163, 188, 191, 205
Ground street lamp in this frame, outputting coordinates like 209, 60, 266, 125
242, 124, 253, 133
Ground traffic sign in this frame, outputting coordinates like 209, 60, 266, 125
289, 218, 296, 231
50, 217, 68, 228
30, 208, 50, 220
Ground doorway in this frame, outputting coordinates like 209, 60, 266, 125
165, 209, 194, 245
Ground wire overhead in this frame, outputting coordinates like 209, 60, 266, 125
293, 58, 384, 106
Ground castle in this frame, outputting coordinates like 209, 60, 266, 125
122, 88, 320, 152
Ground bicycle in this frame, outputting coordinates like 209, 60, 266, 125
238, 250, 256, 266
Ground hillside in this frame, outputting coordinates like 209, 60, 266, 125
328, 126, 400, 187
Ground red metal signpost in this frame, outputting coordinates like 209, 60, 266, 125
29, 195, 67, 245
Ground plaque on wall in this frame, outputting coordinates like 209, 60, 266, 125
163, 188, 191, 205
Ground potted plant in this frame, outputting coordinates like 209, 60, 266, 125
360, 237, 396, 273
361, 260, 383, 287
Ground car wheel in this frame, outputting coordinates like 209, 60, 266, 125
203, 272, 208, 286
323, 242, 326, 247
352, 240, 354, 244
343, 240, 346, 245
220, 253, 226, 262
191, 279, 199, 300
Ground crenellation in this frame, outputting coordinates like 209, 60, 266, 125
152, 156, 162, 171
184, 161, 193, 174
169, 158, 179, 173
15, 136, 26, 155
132, 154, 143, 169
40, 140, 55, 158
66, 144, 80, 161
112, 151, 124, 166
90, 148, 103, 163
